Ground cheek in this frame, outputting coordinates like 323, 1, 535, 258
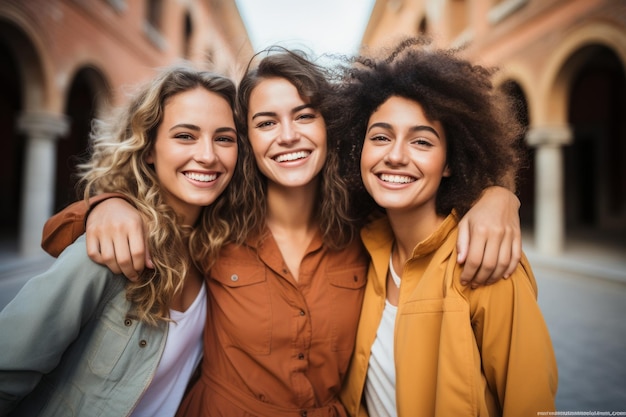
247, 133, 267, 158
360, 143, 376, 174
223, 148, 239, 172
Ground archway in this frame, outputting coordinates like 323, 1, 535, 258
0, 18, 47, 252
565, 45, 626, 244
500, 80, 533, 228
57, 66, 110, 210
0, 36, 23, 242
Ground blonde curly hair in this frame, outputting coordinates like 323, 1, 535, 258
77, 65, 239, 325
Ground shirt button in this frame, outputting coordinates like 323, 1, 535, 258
139, 340, 147, 348
297, 353, 304, 360
124, 318, 132, 327
301, 411, 308, 417
353, 275, 358, 282
299, 310, 305, 316
282, 268, 289, 274
230, 274, 239, 282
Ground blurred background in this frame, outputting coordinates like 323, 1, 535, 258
0, 0, 624, 411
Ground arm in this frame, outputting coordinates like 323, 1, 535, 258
469, 258, 558, 416
42, 193, 128, 256
41, 195, 150, 280
457, 186, 521, 287
0, 237, 120, 413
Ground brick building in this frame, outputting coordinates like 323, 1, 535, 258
0, 0, 252, 256
360, 0, 626, 254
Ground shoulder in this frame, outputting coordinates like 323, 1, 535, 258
457, 251, 538, 310
55, 235, 110, 272
33, 235, 123, 295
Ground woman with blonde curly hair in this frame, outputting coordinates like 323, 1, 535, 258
0, 65, 239, 416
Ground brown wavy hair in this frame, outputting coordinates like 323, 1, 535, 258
77, 65, 240, 325
330, 37, 523, 221
229, 47, 356, 249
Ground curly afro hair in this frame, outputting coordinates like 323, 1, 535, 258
328, 37, 524, 222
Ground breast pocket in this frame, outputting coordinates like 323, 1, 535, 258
327, 264, 367, 352
209, 262, 272, 355
86, 292, 134, 377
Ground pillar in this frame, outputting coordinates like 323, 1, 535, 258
526, 125, 573, 255
17, 112, 70, 257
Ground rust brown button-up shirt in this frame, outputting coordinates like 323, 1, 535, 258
177, 230, 368, 417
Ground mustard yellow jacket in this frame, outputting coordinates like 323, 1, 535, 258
340, 214, 558, 417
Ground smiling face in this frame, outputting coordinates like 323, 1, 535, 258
360, 96, 450, 215
146, 87, 238, 225
246, 77, 327, 190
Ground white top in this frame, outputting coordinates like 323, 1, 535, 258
364, 299, 398, 417
131, 282, 207, 417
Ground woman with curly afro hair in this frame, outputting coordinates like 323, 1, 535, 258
334, 38, 558, 417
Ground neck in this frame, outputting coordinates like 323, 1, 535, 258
386, 203, 445, 263
265, 180, 318, 234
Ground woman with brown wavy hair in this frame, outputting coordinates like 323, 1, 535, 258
0, 65, 239, 416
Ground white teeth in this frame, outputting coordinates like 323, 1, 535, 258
185, 172, 217, 182
274, 151, 310, 162
379, 173, 415, 184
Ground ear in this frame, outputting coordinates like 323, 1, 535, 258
443, 163, 451, 177
145, 149, 155, 164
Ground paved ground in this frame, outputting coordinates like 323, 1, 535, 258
533, 262, 626, 411
1, 236, 625, 412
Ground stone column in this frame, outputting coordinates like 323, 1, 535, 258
526, 125, 572, 255
17, 112, 70, 257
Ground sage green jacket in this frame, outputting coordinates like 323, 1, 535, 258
0, 236, 167, 416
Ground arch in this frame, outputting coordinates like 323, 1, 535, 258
56, 65, 111, 210
530, 21, 626, 242
535, 22, 626, 126
496, 77, 534, 228
494, 62, 537, 123
0, 4, 58, 112
0, 14, 50, 247
563, 45, 626, 237
62, 61, 112, 117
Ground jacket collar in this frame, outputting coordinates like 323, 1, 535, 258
360, 212, 459, 286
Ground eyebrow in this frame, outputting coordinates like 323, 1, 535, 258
215, 127, 237, 134
367, 122, 441, 138
169, 124, 236, 134
169, 123, 200, 132
251, 103, 314, 120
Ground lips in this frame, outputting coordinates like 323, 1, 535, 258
184, 172, 218, 182
273, 150, 311, 163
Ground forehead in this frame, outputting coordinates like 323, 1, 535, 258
249, 78, 307, 108
369, 96, 429, 121
161, 88, 234, 125
368, 96, 445, 139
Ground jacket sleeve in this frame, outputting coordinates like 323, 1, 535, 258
0, 236, 120, 414
41, 193, 130, 257
469, 254, 558, 416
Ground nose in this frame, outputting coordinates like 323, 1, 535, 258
384, 140, 408, 166
194, 137, 218, 165
277, 121, 300, 145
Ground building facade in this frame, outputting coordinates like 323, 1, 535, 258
0, 0, 253, 257
360, 0, 626, 254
